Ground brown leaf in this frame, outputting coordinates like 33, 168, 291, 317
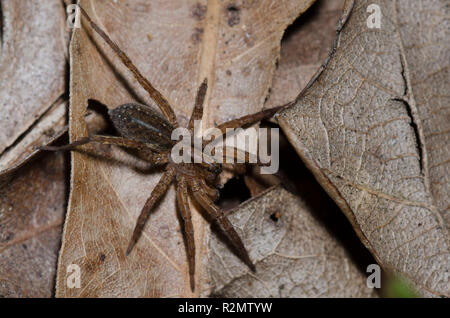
0, 152, 66, 297
56, 0, 315, 297
209, 186, 376, 297
278, 0, 449, 297
0, 0, 68, 172
265, 0, 345, 109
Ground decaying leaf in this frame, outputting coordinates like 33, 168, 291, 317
265, 0, 345, 108
209, 186, 375, 297
278, 0, 449, 297
0, 0, 68, 172
56, 0, 315, 297
0, 153, 66, 297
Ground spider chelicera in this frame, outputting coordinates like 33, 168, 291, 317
42, 5, 284, 291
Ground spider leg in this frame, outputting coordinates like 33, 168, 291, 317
186, 164, 219, 185
216, 104, 287, 135
201, 143, 264, 167
39, 135, 169, 165
189, 179, 255, 272
188, 79, 207, 132
198, 178, 219, 201
40, 135, 158, 152
77, 5, 178, 126
38, 136, 91, 151
218, 147, 271, 166
126, 165, 176, 255
176, 176, 196, 291
201, 105, 287, 165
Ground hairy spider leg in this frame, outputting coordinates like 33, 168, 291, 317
189, 178, 256, 272
39, 135, 168, 165
216, 104, 286, 135
188, 78, 208, 132
126, 165, 176, 255
176, 175, 196, 291
198, 178, 219, 201
78, 5, 178, 126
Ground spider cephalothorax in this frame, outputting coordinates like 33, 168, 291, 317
42, 6, 283, 291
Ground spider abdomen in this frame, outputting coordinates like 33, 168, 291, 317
109, 103, 174, 150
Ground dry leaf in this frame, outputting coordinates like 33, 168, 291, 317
278, 0, 449, 297
265, 0, 345, 108
0, 0, 68, 172
56, 0, 315, 297
0, 153, 66, 297
0, 0, 69, 298
209, 186, 375, 297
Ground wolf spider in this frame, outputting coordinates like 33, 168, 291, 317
42, 6, 284, 291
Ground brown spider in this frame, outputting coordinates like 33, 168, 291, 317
42, 6, 283, 291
